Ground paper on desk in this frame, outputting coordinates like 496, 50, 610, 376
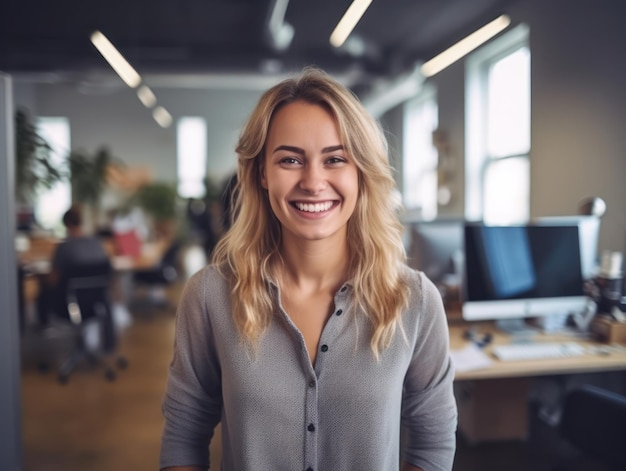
450, 344, 493, 372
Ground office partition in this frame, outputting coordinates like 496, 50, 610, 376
0, 72, 22, 471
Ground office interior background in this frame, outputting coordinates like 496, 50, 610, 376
2, 0, 626, 469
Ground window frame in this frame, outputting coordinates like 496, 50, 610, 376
401, 83, 439, 220
465, 24, 530, 223
176, 117, 208, 199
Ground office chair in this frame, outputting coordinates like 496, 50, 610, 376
56, 259, 128, 384
131, 239, 182, 311
553, 384, 626, 471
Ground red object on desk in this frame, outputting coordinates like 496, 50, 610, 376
113, 230, 142, 257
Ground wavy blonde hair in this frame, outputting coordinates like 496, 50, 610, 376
212, 67, 410, 357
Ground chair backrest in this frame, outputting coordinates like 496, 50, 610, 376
159, 240, 182, 282
559, 384, 626, 469
61, 259, 113, 324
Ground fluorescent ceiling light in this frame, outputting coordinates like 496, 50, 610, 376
421, 15, 511, 77
152, 106, 173, 128
330, 0, 373, 48
137, 85, 157, 108
268, 0, 294, 51
90, 30, 142, 88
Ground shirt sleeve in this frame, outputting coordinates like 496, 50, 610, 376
401, 272, 458, 471
159, 268, 223, 470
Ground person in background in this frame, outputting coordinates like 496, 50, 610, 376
36, 205, 110, 327
159, 68, 457, 471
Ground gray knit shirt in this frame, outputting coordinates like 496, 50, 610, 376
160, 265, 457, 471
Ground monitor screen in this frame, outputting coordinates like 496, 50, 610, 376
405, 219, 464, 287
462, 222, 588, 321
533, 215, 601, 280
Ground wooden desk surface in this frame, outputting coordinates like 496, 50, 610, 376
18, 237, 169, 306
18, 237, 168, 275
449, 320, 626, 381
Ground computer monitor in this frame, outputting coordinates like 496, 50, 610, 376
405, 218, 464, 288
533, 215, 601, 280
462, 222, 588, 323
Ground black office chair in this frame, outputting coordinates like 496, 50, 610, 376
553, 384, 626, 471
131, 239, 182, 311
56, 259, 128, 384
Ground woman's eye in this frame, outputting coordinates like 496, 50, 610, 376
326, 156, 346, 165
279, 157, 301, 165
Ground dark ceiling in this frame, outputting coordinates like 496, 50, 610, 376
1, 0, 513, 90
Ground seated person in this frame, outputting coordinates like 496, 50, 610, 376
36, 205, 111, 327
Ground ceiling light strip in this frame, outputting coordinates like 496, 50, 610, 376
152, 106, 173, 128
90, 30, 142, 88
137, 85, 157, 108
421, 14, 511, 77
329, 0, 373, 48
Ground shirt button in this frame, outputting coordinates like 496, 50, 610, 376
307, 423, 315, 432
340, 286, 347, 292
320, 344, 328, 352
308, 379, 316, 387
335, 309, 343, 316
306, 468, 314, 471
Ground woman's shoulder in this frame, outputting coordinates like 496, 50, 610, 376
401, 264, 435, 291
183, 264, 231, 298
400, 264, 443, 307
178, 264, 234, 327
191, 263, 229, 283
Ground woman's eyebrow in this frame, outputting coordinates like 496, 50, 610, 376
322, 145, 344, 153
273, 145, 304, 155
272, 144, 344, 154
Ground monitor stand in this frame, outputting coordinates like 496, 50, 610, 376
495, 318, 538, 339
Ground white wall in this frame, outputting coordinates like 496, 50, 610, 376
14, 80, 265, 184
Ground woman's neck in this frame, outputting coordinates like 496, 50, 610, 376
278, 236, 349, 294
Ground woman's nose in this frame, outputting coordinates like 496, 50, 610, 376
299, 165, 327, 193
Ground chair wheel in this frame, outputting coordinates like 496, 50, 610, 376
105, 369, 117, 382
116, 357, 129, 369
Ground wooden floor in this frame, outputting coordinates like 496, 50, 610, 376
20, 251, 226, 471
21, 306, 178, 471
19, 267, 574, 471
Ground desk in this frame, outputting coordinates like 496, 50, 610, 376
18, 237, 169, 315
449, 320, 626, 443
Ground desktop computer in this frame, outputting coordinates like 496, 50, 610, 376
405, 218, 464, 303
461, 221, 590, 333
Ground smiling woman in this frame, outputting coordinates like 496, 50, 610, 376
159, 67, 457, 471
261, 100, 359, 246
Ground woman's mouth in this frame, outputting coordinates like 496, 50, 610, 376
293, 201, 335, 213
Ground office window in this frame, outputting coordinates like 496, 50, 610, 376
466, 24, 530, 224
35, 117, 71, 235
402, 85, 438, 220
177, 117, 207, 199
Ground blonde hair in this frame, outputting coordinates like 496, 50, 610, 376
212, 67, 410, 356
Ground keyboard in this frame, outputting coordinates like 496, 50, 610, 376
492, 342, 586, 361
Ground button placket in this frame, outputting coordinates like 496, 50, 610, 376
303, 369, 318, 471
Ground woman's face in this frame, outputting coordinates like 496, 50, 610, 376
261, 100, 359, 245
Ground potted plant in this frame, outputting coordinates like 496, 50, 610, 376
67, 146, 119, 231
14, 108, 63, 205
132, 181, 179, 239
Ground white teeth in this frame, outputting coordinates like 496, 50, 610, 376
295, 201, 333, 213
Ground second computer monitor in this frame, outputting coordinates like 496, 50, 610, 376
406, 218, 464, 287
